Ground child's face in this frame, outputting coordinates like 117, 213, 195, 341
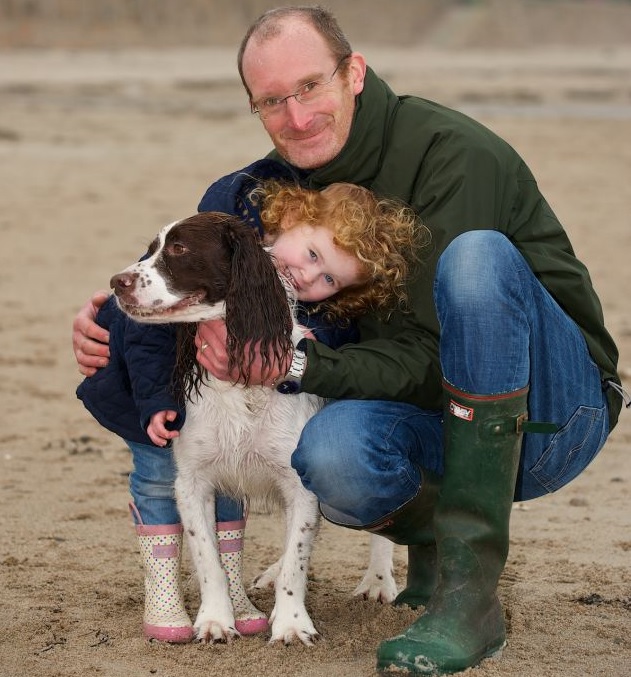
268, 223, 364, 302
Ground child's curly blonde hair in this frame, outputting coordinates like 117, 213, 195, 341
253, 180, 430, 320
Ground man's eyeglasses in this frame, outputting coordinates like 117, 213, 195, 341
250, 55, 351, 120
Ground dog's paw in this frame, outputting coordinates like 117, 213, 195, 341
194, 611, 240, 644
252, 557, 282, 590
353, 569, 398, 604
268, 606, 320, 646
269, 624, 321, 646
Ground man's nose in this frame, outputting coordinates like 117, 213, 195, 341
284, 97, 315, 129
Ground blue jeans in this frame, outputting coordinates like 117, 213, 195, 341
292, 231, 609, 525
126, 440, 243, 525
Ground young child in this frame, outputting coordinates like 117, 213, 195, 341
77, 159, 427, 643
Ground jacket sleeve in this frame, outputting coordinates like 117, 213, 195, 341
123, 318, 186, 434
301, 270, 443, 409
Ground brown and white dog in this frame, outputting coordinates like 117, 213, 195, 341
110, 212, 397, 645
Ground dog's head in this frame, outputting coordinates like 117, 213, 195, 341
111, 213, 235, 323
111, 212, 293, 388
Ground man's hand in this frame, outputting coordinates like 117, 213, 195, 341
72, 291, 111, 376
147, 410, 180, 447
195, 319, 293, 387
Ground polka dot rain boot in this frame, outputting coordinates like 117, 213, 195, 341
217, 520, 269, 635
135, 521, 194, 643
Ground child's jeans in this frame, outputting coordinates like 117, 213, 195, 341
125, 440, 243, 525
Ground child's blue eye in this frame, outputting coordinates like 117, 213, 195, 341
309, 249, 317, 261
324, 274, 334, 286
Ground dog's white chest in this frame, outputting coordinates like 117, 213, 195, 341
174, 379, 322, 502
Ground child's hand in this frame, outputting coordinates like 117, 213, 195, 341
147, 410, 180, 447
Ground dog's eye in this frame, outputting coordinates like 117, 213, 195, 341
168, 242, 188, 256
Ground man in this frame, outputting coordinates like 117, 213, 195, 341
74, 6, 623, 675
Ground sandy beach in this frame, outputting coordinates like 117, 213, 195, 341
1, 19, 630, 677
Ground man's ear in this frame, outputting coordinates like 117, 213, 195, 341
348, 52, 367, 96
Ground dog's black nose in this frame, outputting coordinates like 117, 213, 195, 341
110, 272, 138, 293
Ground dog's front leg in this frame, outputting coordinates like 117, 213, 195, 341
174, 472, 237, 642
269, 482, 320, 646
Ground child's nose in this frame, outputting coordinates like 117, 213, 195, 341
301, 265, 319, 285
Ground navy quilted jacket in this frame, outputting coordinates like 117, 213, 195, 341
76, 159, 358, 446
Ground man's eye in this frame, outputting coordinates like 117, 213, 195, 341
301, 81, 319, 95
263, 97, 283, 108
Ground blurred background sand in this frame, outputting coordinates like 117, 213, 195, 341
1, 2, 630, 676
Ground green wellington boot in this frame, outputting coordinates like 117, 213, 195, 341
369, 468, 441, 609
377, 382, 530, 675
321, 467, 441, 608
393, 541, 438, 609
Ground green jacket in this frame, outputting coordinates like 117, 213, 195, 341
271, 67, 621, 431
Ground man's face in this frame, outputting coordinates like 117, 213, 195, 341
242, 22, 366, 170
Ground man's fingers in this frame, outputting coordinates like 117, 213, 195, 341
91, 290, 110, 309
74, 336, 109, 363
75, 347, 108, 371
79, 321, 110, 346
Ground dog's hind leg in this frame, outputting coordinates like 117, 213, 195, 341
252, 555, 282, 590
353, 534, 398, 603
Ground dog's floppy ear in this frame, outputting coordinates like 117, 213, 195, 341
222, 218, 293, 384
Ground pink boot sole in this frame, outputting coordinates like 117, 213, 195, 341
144, 622, 194, 643
235, 616, 270, 635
